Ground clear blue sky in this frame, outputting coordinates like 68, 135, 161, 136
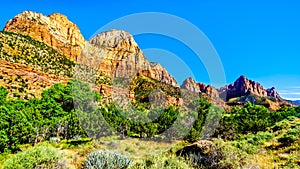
1, 1, 300, 100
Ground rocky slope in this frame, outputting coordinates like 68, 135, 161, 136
139, 62, 178, 87
181, 77, 219, 98
1, 11, 289, 109
4, 11, 85, 62
0, 59, 70, 99
1, 11, 179, 104
181, 76, 286, 110
86, 29, 179, 87
3, 11, 178, 87
0, 31, 77, 99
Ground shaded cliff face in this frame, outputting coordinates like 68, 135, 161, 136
226, 75, 267, 100
266, 87, 281, 101
87, 30, 178, 87
181, 77, 219, 98
225, 75, 281, 101
4, 11, 85, 62
180, 76, 285, 110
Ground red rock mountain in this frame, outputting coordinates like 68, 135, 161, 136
1, 11, 285, 108
181, 77, 219, 98
181, 76, 282, 103
3, 11, 178, 86
1, 11, 179, 101
224, 75, 281, 101
4, 11, 85, 62
86, 29, 178, 86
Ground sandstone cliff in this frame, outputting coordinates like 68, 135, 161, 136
181, 77, 219, 98
4, 11, 179, 87
139, 62, 178, 87
4, 11, 85, 62
87, 29, 179, 87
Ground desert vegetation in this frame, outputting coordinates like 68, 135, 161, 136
0, 79, 299, 168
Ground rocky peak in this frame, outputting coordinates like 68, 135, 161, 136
90, 29, 138, 51
266, 87, 281, 101
141, 62, 178, 87
4, 11, 85, 61
226, 75, 267, 100
181, 77, 219, 98
88, 30, 178, 86
223, 75, 284, 102
88, 29, 150, 78
181, 77, 201, 93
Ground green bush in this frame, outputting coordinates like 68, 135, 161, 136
185, 139, 249, 169
270, 119, 290, 132
231, 140, 258, 154
215, 103, 298, 140
83, 150, 131, 169
129, 154, 193, 169
3, 145, 66, 169
231, 132, 274, 154
278, 126, 300, 146
246, 131, 274, 145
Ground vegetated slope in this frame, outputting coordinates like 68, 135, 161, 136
177, 104, 300, 168
130, 75, 182, 108
0, 31, 73, 99
0, 31, 110, 99
0, 31, 75, 77
4, 11, 85, 61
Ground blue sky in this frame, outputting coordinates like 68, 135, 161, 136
0, 1, 300, 100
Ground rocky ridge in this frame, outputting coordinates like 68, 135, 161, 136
1, 11, 179, 103
225, 75, 281, 101
4, 11, 85, 62
1, 11, 288, 109
181, 76, 285, 109
87, 29, 179, 87
181, 77, 219, 98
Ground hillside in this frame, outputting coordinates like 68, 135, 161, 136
1, 11, 181, 105
1, 11, 292, 110
0, 10, 299, 169
4, 11, 85, 61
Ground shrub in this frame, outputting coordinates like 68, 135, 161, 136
188, 139, 249, 169
83, 150, 131, 169
247, 131, 274, 145
278, 126, 300, 146
231, 132, 274, 154
270, 119, 290, 132
129, 154, 193, 169
231, 140, 258, 154
3, 145, 66, 169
